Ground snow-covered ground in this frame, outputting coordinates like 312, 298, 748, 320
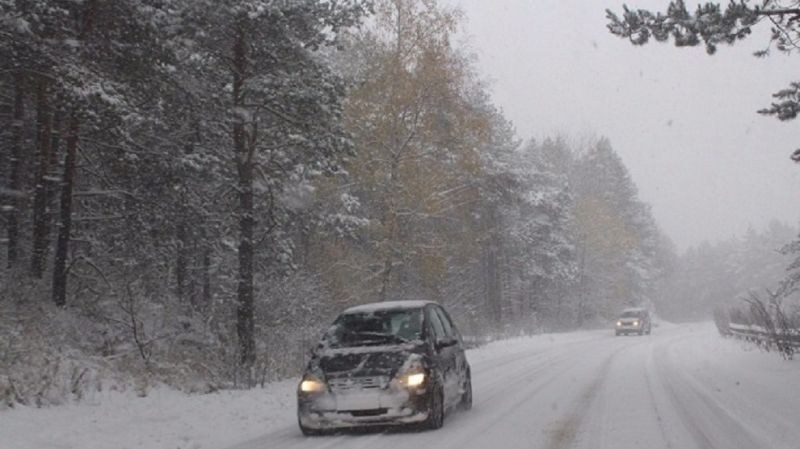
4, 322, 800, 449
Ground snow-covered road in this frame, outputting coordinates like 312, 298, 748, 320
234, 323, 800, 449
5, 323, 800, 449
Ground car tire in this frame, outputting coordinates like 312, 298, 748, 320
423, 385, 445, 430
459, 370, 473, 411
615, 331, 620, 336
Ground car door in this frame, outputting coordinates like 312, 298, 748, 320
437, 306, 467, 378
431, 306, 461, 407
426, 306, 451, 400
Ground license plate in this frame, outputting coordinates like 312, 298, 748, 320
336, 392, 381, 411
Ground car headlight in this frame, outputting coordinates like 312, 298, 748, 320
299, 375, 325, 393
633, 320, 639, 326
396, 362, 426, 388
405, 372, 425, 387
616, 321, 622, 327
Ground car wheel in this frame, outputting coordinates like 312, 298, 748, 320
423, 385, 445, 430
459, 370, 473, 411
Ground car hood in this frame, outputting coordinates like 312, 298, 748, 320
618, 318, 641, 324
315, 344, 422, 379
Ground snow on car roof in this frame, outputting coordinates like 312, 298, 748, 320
343, 300, 434, 314
621, 307, 647, 312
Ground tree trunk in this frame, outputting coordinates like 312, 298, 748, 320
43, 109, 63, 265
486, 241, 502, 326
378, 214, 395, 302
485, 206, 502, 329
177, 122, 199, 305
378, 157, 400, 302
202, 244, 212, 309
47, 110, 63, 207
6, 72, 24, 268
52, 113, 79, 307
233, 20, 256, 369
575, 238, 588, 327
176, 221, 187, 301
31, 78, 53, 278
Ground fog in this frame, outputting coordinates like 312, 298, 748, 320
450, 0, 800, 251
4, 2, 800, 447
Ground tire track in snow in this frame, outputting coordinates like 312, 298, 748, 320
433, 335, 625, 449
643, 351, 675, 449
471, 333, 626, 409
473, 348, 578, 403
654, 337, 766, 449
543, 341, 640, 449
469, 333, 613, 378
442, 352, 583, 442
232, 425, 355, 449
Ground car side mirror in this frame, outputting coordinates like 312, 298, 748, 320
307, 344, 321, 358
435, 336, 458, 350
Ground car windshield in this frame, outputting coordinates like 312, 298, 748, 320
322, 309, 423, 348
620, 311, 643, 318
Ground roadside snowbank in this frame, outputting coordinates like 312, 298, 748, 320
2, 380, 296, 449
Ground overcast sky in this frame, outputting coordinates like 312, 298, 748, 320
447, 0, 800, 251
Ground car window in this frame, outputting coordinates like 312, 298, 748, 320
427, 307, 446, 340
434, 306, 453, 337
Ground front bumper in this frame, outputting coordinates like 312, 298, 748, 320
298, 386, 430, 430
616, 324, 643, 333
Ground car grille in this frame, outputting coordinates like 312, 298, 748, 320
328, 376, 388, 392
347, 408, 388, 417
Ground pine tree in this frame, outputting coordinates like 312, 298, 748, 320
172, 0, 368, 372
607, 0, 800, 162
570, 138, 671, 321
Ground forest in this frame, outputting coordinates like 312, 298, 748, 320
1, 0, 680, 404
662, 221, 799, 322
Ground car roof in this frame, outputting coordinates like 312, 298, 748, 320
621, 307, 648, 313
343, 300, 436, 314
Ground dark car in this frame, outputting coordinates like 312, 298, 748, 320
614, 307, 652, 336
297, 300, 472, 435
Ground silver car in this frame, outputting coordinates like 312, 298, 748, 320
614, 307, 652, 336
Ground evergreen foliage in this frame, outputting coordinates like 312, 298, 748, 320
607, 0, 800, 162
664, 221, 798, 321
1, 0, 673, 403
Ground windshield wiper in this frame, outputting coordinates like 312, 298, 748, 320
352, 331, 410, 344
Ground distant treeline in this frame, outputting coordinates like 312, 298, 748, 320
662, 221, 800, 322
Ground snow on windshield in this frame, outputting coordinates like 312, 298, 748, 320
323, 309, 423, 348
